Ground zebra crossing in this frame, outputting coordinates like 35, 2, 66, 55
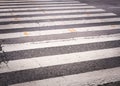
0, 0, 120, 86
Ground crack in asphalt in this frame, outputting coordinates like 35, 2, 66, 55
0, 41, 9, 64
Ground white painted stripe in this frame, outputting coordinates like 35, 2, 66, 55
2, 34, 120, 52
0, 25, 120, 39
0, 23, 40, 30
0, 0, 58, 2
0, 17, 119, 30
6, 6, 96, 10
0, 9, 12, 12
4, 6, 96, 11
0, 47, 120, 73
0, 0, 79, 4
0, 9, 105, 16
0, 6, 95, 10
0, 0, 78, 4
0, 13, 116, 22
38, 18, 120, 27
10, 67, 120, 86
0, 4, 87, 9
0, 2, 79, 8
0, 1, 79, 4
0, 4, 87, 12
0, 1, 80, 5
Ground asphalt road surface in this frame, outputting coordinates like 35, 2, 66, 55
0, 0, 120, 86
77, 0, 120, 16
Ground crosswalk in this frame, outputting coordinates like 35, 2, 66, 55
0, 0, 120, 86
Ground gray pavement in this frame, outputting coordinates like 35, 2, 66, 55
77, 0, 120, 15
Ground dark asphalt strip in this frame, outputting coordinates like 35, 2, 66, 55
76, 0, 120, 16
0, 16, 118, 25
0, 56, 120, 85
4, 40, 120, 61
0, 21, 120, 34
2, 29, 120, 44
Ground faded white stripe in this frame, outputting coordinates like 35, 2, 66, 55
0, 3, 87, 9
0, 0, 59, 2
0, 17, 120, 30
6, 6, 96, 10
0, 9, 105, 16
10, 67, 120, 86
2, 34, 120, 52
0, 13, 116, 22
38, 18, 120, 27
0, 47, 120, 73
0, 3, 87, 12
0, 25, 120, 39
0, 1, 80, 5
